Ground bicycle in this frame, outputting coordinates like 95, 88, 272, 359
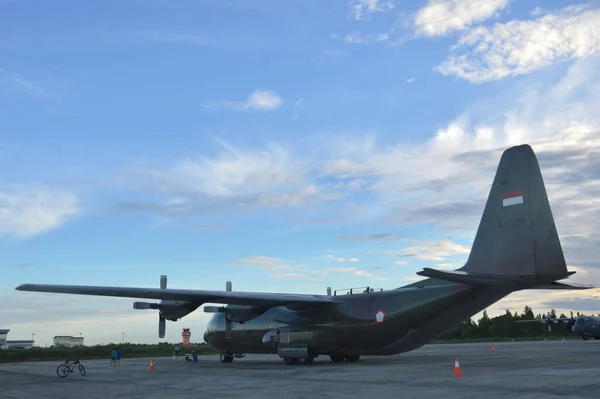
56, 359, 86, 378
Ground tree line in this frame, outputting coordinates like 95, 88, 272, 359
437, 306, 587, 340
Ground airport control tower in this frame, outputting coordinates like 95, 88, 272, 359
182, 328, 191, 346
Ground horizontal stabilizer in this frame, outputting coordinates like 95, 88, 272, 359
522, 281, 593, 290
416, 268, 580, 289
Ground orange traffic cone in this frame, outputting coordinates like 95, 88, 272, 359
491, 344, 495, 353
149, 360, 154, 371
454, 358, 462, 378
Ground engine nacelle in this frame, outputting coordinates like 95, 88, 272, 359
204, 305, 265, 323
159, 300, 200, 321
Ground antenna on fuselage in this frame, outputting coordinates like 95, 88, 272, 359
225, 281, 232, 339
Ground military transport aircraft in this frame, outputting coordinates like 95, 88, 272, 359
16, 144, 593, 365
518, 311, 600, 340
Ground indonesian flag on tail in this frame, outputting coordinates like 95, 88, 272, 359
503, 189, 523, 207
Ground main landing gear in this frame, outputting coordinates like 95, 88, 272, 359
329, 354, 360, 362
220, 352, 245, 363
283, 357, 314, 365
282, 354, 361, 365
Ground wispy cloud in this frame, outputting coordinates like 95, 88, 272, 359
338, 233, 403, 243
201, 89, 282, 111
400, 239, 471, 262
340, 30, 404, 46
414, 0, 513, 37
231, 256, 284, 265
434, 4, 600, 83
0, 184, 80, 239
347, 0, 396, 21
129, 29, 268, 49
326, 267, 373, 277
0, 68, 50, 100
335, 257, 360, 262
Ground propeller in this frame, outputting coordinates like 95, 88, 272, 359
159, 275, 167, 339
225, 281, 232, 339
132, 275, 168, 339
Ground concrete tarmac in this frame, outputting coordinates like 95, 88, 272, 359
1, 340, 599, 399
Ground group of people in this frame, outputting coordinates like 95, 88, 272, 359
108, 344, 200, 365
175, 344, 199, 363
110, 347, 122, 366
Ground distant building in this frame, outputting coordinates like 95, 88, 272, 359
53, 336, 84, 347
3, 340, 34, 350
0, 329, 9, 349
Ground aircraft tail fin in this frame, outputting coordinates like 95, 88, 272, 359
459, 144, 571, 283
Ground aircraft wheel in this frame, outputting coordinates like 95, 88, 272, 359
220, 353, 234, 363
345, 355, 360, 362
298, 357, 314, 365
330, 354, 345, 363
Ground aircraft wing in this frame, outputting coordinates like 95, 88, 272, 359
15, 283, 343, 308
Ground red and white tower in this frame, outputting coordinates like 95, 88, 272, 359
182, 328, 191, 346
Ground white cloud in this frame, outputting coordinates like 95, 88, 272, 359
414, 0, 512, 37
347, 0, 396, 21
0, 68, 55, 100
406, 78, 416, 83
245, 89, 282, 110
201, 89, 282, 111
0, 184, 80, 239
343, 31, 392, 44
338, 233, 403, 242
232, 256, 284, 264
401, 239, 470, 262
435, 4, 600, 83
326, 267, 374, 277
121, 139, 344, 217
339, 257, 360, 262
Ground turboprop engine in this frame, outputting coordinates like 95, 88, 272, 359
132, 275, 199, 338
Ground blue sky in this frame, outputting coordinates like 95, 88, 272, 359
2, 0, 600, 346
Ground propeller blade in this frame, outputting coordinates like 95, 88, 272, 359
159, 314, 166, 339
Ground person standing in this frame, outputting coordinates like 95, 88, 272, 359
192, 344, 198, 363
110, 348, 117, 366
116, 347, 122, 365
173, 344, 179, 361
